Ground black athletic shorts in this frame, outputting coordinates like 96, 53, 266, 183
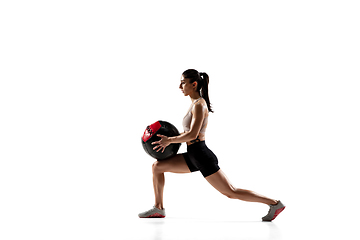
182, 141, 220, 177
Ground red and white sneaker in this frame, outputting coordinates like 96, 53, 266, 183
262, 200, 285, 221
138, 206, 166, 218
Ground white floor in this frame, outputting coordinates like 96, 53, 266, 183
2, 216, 358, 240
121, 214, 357, 240
127, 218, 282, 240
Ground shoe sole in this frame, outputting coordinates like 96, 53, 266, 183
140, 213, 165, 218
271, 206, 285, 221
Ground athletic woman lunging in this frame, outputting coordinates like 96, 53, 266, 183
138, 69, 285, 221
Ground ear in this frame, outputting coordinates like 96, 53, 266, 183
192, 81, 198, 89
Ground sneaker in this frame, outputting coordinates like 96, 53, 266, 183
138, 206, 166, 218
262, 200, 285, 221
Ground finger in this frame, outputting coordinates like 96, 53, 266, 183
157, 134, 165, 138
152, 141, 159, 145
153, 145, 160, 150
156, 146, 163, 152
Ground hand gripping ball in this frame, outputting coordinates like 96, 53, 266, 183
141, 120, 181, 160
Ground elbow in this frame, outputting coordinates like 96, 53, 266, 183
188, 132, 199, 141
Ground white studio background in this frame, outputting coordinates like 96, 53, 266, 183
1, 0, 359, 239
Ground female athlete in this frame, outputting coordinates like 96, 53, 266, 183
138, 69, 285, 221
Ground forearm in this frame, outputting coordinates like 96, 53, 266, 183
169, 132, 197, 144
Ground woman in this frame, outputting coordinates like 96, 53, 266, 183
138, 69, 285, 221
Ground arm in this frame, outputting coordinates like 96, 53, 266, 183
168, 103, 204, 143
152, 102, 205, 152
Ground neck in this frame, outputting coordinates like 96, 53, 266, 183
189, 92, 201, 102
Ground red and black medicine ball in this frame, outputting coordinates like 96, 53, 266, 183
141, 120, 181, 160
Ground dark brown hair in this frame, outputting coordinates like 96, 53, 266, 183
182, 69, 213, 113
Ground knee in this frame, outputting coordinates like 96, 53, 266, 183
220, 188, 237, 199
152, 161, 163, 174
223, 191, 236, 199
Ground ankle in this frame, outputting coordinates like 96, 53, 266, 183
155, 205, 163, 210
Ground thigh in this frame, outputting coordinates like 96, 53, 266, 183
205, 169, 235, 195
154, 154, 191, 174
189, 144, 219, 177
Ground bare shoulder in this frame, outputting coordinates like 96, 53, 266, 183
192, 99, 208, 115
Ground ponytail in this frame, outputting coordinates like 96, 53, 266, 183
182, 69, 214, 113
199, 72, 213, 113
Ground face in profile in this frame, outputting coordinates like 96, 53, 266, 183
179, 76, 197, 96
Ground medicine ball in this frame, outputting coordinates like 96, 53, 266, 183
141, 120, 181, 160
